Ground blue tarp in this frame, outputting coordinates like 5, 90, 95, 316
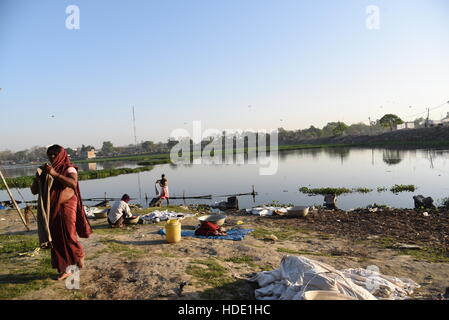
0, 205, 6, 210
158, 228, 254, 241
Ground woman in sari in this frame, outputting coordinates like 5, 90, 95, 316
31, 145, 92, 280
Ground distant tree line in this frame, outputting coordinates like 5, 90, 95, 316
2, 113, 422, 164
0, 141, 167, 164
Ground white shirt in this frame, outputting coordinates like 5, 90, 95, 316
108, 200, 132, 224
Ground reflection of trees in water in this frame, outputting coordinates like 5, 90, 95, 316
382, 150, 403, 166
280, 148, 324, 160
99, 161, 127, 170
432, 149, 449, 157
325, 148, 351, 162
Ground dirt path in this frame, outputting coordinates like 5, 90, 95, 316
1, 207, 448, 300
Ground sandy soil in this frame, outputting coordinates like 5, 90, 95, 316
1, 207, 448, 300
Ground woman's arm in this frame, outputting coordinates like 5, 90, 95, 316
44, 164, 77, 190
30, 176, 39, 195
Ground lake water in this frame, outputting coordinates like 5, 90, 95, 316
2, 148, 449, 210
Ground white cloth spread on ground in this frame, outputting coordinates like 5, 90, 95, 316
139, 210, 193, 222
341, 268, 420, 300
249, 256, 420, 300
84, 206, 108, 218
246, 206, 292, 216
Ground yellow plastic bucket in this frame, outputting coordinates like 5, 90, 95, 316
165, 219, 181, 243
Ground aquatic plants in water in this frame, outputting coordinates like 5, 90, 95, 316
299, 185, 417, 196
299, 187, 353, 196
390, 184, 416, 194
354, 187, 373, 194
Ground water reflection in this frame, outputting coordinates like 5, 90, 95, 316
325, 148, 351, 164
4, 148, 449, 210
382, 150, 403, 166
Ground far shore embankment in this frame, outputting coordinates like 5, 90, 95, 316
2, 126, 449, 191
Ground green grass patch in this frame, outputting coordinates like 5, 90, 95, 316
257, 264, 274, 272
223, 255, 258, 268
0, 235, 56, 299
251, 228, 299, 241
375, 237, 397, 248
400, 247, 449, 263
375, 237, 449, 263
198, 279, 254, 299
91, 224, 138, 235
99, 238, 144, 259
186, 259, 233, 288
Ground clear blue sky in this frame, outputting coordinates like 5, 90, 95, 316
1, 0, 449, 151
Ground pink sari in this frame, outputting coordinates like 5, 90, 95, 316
48, 148, 92, 273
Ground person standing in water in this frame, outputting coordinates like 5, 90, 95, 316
155, 174, 169, 206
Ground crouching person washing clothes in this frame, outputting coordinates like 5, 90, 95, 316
107, 194, 138, 228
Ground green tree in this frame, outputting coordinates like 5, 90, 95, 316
379, 114, 404, 131
80, 144, 95, 153
141, 141, 155, 153
414, 117, 425, 128
101, 141, 114, 154
332, 122, 348, 136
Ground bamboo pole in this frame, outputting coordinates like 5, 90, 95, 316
170, 195, 212, 200
0, 170, 30, 231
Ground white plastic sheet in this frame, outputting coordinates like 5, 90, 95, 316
139, 210, 193, 222
250, 255, 420, 300
246, 206, 292, 216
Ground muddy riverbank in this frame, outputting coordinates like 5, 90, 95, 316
0, 206, 448, 300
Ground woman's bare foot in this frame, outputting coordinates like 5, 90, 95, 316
77, 257, 84, 269
57, 272, 72, 281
